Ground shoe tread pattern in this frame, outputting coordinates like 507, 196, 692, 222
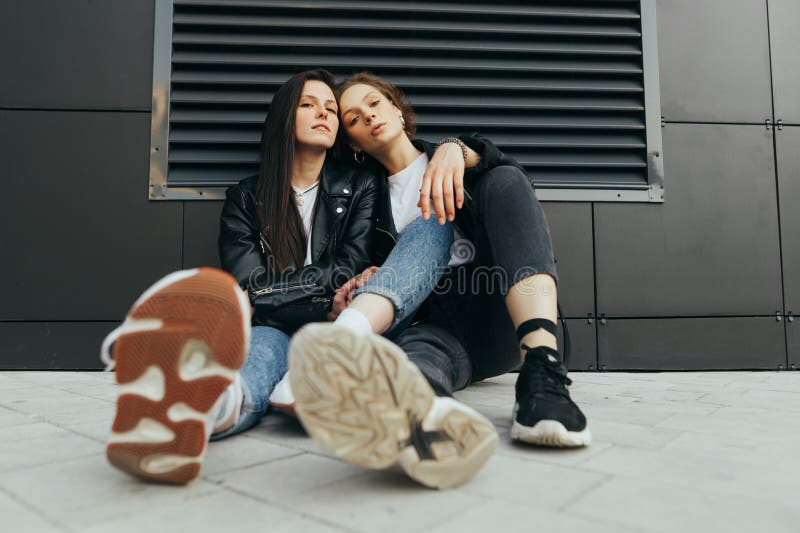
107, 268, 246, 485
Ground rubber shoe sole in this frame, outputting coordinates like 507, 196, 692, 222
106, 268, 250, 484
289, 323, 498, 490
510, 405, 592, 448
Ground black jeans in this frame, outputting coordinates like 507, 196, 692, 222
394, 165, 558, 395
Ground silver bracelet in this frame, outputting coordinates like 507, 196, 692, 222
436, 137, 468, 161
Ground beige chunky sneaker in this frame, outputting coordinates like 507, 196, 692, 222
101, 268, 250, 484
289, 323, 498, 490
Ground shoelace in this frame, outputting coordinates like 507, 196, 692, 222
519, 347, 573, 398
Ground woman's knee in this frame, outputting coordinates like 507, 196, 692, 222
475, 165, 534, 204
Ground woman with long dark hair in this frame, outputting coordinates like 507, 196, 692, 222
100, 69, 482, 485
289, 72, 591, 490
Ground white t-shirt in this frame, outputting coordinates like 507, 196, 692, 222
292, 183, 319, 266
387, 153, 474, 266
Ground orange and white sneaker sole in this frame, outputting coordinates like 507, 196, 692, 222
105, 268, 251, 485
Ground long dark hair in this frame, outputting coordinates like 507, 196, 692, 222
256, 69, 336, 272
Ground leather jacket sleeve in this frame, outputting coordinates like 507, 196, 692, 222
457, 132, 526, 184
417, 133, 526, 187
219, 171, 378, 330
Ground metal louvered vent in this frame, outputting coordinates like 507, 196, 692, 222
149, 0, 663, 202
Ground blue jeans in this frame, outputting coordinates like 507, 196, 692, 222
354, 215, 454, 337
212, 215, 454, 439
209, 325, 290, 440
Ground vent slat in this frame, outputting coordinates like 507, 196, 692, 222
175, 0, 642, 21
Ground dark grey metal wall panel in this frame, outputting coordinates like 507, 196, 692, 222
656, 0, 772, 123
595, 124, 782, 316
0, 322, 115, 370
787, 320, 800, 370
542, 203, 595, 317
599, 317, 785, 370
768, 0, 800, 124
558, 319, 598, 372
777, 126, 800, 315
0, 0, 154, 110
183, 201, 223, 268
0, 111, 182, 321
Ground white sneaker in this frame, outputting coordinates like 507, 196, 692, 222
289, 323, 498, 490
101, 268, 251, 484
268, 371, 296, 417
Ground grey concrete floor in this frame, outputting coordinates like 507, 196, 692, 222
1, 370, 799, 533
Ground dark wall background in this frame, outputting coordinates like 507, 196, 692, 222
1, 0, 798, 370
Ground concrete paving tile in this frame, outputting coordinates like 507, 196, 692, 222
242, 413, 338, 460
587, 419, 684, 450
1, 421, 74, 442
576, 445, 800, 509
80, 490, 305, 533
427, 499, 640, 533
10, 370, 108, 381
212, 452, 364, 501
66, 420, 111, 443
656, 410, 800, 440
567, 475, 800, 533
201, 434, 301, 476
270, 516, 353, 533
0, 373, 46, 392
459, 453, 609, 509
662, 431, 800, 468
0, 454, 222, 530
0, 488, 67, 533
4, 391, 115, 426
0, 425, 102, 472
581, 404, 678, 427
0, 384, 82, 402
759, 372, 800, 391
0, 405, 44, 429
61, 382, 118, 403
618, 387, 710, 402
279, 469, 486, 533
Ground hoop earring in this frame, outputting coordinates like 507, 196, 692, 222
400, 115, 406, 129
354, 150, 366, 164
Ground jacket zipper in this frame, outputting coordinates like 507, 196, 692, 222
252, 282, 316, 296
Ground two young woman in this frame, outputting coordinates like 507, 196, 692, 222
101, 69, 588, 489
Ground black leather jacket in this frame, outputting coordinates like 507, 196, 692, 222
219, 160, 378, 333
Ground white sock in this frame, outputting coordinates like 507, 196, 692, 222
334, 308, 373, 336
210, 373, 243, 435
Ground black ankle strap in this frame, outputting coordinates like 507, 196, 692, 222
516, 304, 572, 369
516, 318, 557, 341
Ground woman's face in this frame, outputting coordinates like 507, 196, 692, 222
339, 83, 405, 155
294, 80, 339, 150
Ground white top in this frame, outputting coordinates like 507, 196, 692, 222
386, 153, 474, 266
292, 183, 319, 266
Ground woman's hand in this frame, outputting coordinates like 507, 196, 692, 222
419, 143, 465, 224
326, 266, 379, 321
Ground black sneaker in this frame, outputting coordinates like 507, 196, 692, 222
511, 346, 591, 447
